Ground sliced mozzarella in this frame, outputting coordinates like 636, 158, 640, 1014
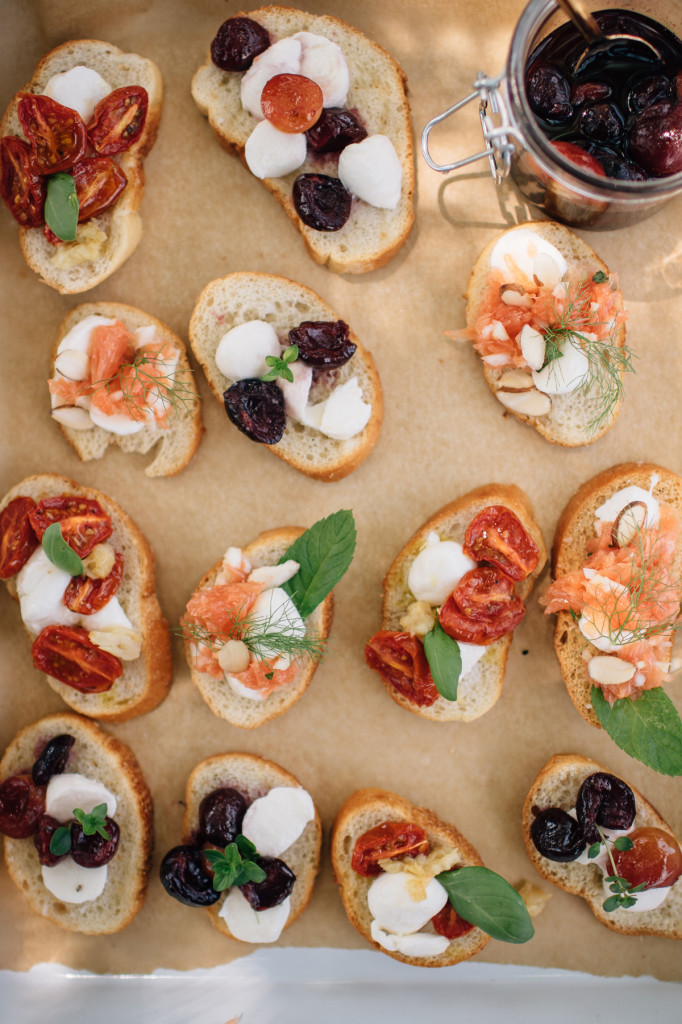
248, 560, 300, 589
279, 361, 312, 422
240, 37, 303, 119
134, 325, 158, 348
407, 532, 476, 606
594, 485, 660, 531
16, 547, 79, 635
43, 66, 111, 122
303, 377, 371, 440
215, 320, 281, 381
46, 772, 117, 821
88, 402, 146, 435
219, 888, 291, 943
294, 32, 349, 107
42, 858, 108, 904
368, 872, 448, 935
370, 920, 450, 957
249, 587, 305, 659
80, 596, 134, 632
532, 338, 589, 395
489, 228, 567, 284
227, 675, 267, 702
245, 119, 307, 179
459, 641, 487, 680
241, 787, 315, 857
56, 315, 118, 356
338, 135, 402, 209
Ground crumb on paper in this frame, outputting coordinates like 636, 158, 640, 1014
515, 880, 552, 917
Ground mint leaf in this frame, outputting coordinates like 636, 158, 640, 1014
591, 686, 682, 776
281, 510, 356, 619
423, 622, 461, 701
45, 172, 78, 242
261, 344, 298, 383
42, 522, 84, 576
205, 836, 266, 891
73, 803, 109, 840
436, 866, 534, 944
49, 825, 72, 857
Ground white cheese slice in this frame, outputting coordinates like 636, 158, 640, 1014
240, 37, 303, 119
368, 871, 448, 935
219, 888, 291, 942
370, 920, 450, 957
532, 338, 589, 395
338, 135, 402, 210
42, 858, 108, 904
279, 361, 312, 422
215, 320, 281, 381
89, 403, 146, 435
248, 560, 300, 589
489, 228, 568, 283
57, 315, 118, 356
80, 596, 134, 633
42, 66, 111, 122
594, 485, 660, 531
16, 547, 79, 635
245, 120, 307, 179
241, 787, 315, 857
248, 587, 305, 660
294, 32, 349, 107
46, 772, 117, 821
459, 641, 487, 680
304, 377, 371, 440
407, 533, 476, 606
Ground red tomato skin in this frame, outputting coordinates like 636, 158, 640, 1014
431, 901, 475, 939
87, 86, 149, 155
439, 568, 525, 645
28, 496, 113, 558
32, 625, 123, 693
365, 631, 438, 707
463, 506, 540, 582
0, 496, 38, 578
0, 135, 46, 227
612, 827, 682, 890
261, 74, 324, 133
72, 156, 127, 221
17, 93, 87, 174
351, 821, 430, 877
64, 552, 124, 614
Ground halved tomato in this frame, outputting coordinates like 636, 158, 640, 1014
463, 506, 540, 582
439, 567, 525, 645
17, 93, 87, 174
64, 552, 124, 614
365, 631, 438, 707
431, 901, 475, 939
32, 625, 122, 693
87, 86, 149, 155
0, 496, 38, 578
0, 135, 45, 227
351, 821, 429, 877
28, 496, 113, 558
72, 156, 127, 221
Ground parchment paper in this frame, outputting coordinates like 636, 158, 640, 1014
1, 0, 681, 982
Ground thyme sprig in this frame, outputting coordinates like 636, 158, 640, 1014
588, 824, 644, 912
90, 352, 198, 421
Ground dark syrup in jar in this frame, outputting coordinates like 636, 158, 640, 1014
525, 9, 682, 180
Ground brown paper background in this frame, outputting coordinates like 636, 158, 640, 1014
1, 0, 681, 982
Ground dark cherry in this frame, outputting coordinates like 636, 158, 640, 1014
224, 379, 286, 444
629, 73, 673, 112
526, 63, 573, 121
198, 787, 246, 848
32, 734, 75, 786
288, 320, 356, 368
590, 150, 647, 180
530, 807, 586, 862
578, 102, 624, 143
571, 81, 612, 107
210, 17, 270, 72
70, 816, 120, 867
160, 845, 220, 907
240, 856, 295, 910
33, 814, 65, 867
305, 107, 368, 153
0, 773, 45, 838
576, 772, 636, 844
629, 100, 682, 176
293, 174, 352, 231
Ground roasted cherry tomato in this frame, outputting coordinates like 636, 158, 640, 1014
0, 774, 45, 838
0, 135, 46, 227
28, 496, 113, 558
431, 901, 475, 939
351, 821, 429, 877
32, 625, 123, 693
612, 827, 682, 890
72, 156, 127, 221
261, 74, 324, 133
439, 567, 525, 645
87, 86, 149, 155
64, 552, 124, 614
365, 631, 438, 707
463, 506, 540, 582
0, 496, 38, 579
17, 93, 87, 174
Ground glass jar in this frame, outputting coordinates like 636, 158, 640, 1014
421, 0, 682, 229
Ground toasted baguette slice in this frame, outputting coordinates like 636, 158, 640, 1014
549, 462, 682, 728
191, 6, 414, 274
464, 222, 627, 446
181, 752, 321, 940
0, 712, 153, 934
189, 272, 382, 481
49, 303, 203, 477
331, 788, 490, 967
375, 485, 546, 722
184, 526, 333, 728
522, 753, 682, 939
0, 40, 163, 294
0, 474, 171, 722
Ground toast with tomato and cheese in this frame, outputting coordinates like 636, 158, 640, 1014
0, 474, 171, 721
48, 303, 203, 477
191, 6, 414, 274
365, 485, 547, 722
461, 222, 628, 446
0, 40, 162, 293
189, 272, 382, 481
522, 753, 682, 939
0, 712, 153, 934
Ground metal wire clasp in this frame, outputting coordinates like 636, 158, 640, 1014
421, 72, 522, 184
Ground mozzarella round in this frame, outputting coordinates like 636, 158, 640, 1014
304, 377, 371, 440
338, 135, 402, 209
241, 787, 315, 858
46, 772, 117, 821
279, 361, 312, 422
215, 320, 281, 381
532, 337, 589, 395
248, 587, 305, 660
294, 32, 349, 107
594, 485, 660, 531
240, 37, 303, 119
16, 547, 79, 635
489, 228, 568, 284
219, 888, 291, 942
80, 596, 134, 633
368, 871, 449, 935
245, 119, 307, 179
42, 858, 108, 904
370, 920, 450, 957
43, 66, 111, 122
407, 533, 476, 606
459, 641, 487, 680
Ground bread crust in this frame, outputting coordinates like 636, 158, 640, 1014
50, 302, 204, 476
191, 6, 414, 274
522, 753, 682, 939
465, 222, 627, 446
548, 462, 682, 728
0, 712, 153, 934
331, 788, 490, 967
376, 484, 547, 721
0, 473, 171, 722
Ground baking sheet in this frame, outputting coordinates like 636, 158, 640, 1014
1, 0, 681, 986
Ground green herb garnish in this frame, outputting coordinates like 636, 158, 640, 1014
204, 835, 266, 891
42, 522, 83, 576
423, 622, 461, 701
181, 607, 327, 666
261, 344, 299, 383
73, 802, 110, 840
90, 353, 198, 422
436, 866, 534, 943
592, 271, 608, 283
49, 825, 72, 857
281, 510, 357, 619
588, 825, 644, 912
45, 172, 78, 242
592, 686, 682, 776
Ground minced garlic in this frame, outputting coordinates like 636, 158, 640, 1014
50, 222, 107, 269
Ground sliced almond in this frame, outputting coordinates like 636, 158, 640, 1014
54, 348, 90, 382
490, 320, 509, 342
497, 388, 552, 417
519, 324, 546, 371
51, 405, 93, 430
587, 655, 636, 686
612, 501, 648, 548
533, 253, 562, 289
499, 284, 533, 308
218, 639, 251, 674
497, 370, 534, 393
90, 626, 142, 661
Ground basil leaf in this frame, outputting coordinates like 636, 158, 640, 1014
42, 523, 83, 576
436, 866, 534, 944
49, 826, 72, 857
281, 510, 356, 619
591, 686, 682, 776
45, 172, 78, 242
423, 622, 461, 701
